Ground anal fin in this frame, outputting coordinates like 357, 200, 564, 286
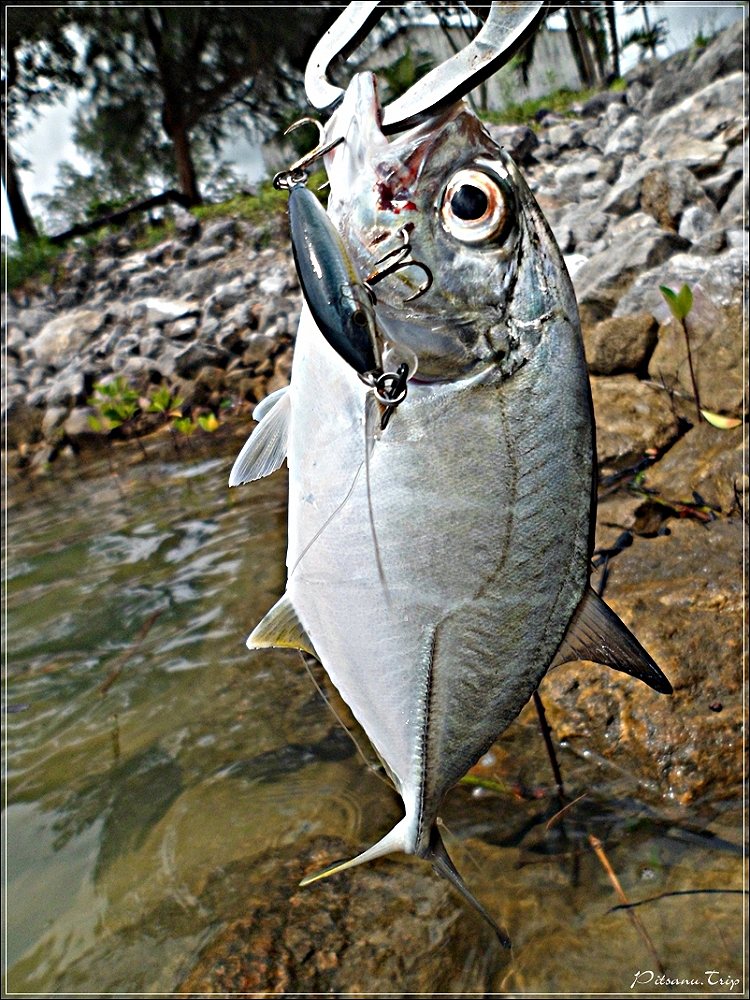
552, 587, 672, 694
424, 825, 511, 948
299, 817, 410, 887
228, 387, 290, 487
247, 592, 317, 657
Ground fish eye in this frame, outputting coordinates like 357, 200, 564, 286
440, 168, 512, 244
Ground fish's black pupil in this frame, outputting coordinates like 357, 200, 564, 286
451, 184, 488, 220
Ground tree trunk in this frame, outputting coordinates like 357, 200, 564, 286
1, 121, 39, 241
566, 8, 597, 88
143, 7, 202, 206
605, 3, 621, 80
170, 117, 202, 206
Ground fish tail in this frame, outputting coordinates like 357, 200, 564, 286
423, 825, 511, 949
299, 816, 410, 887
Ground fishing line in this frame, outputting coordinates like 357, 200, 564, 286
297, 651, 392, 788
364, 393, 392, 608
288, 462, 363, 580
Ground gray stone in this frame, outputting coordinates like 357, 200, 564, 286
640, 163, 715, 231
45, 368, 85, 408
573, 225, 689, 324
63, 407, 98, 439
579, 178, 610, 201
486, 123, 538, 163
725, 229, 747, 251
600, 158, 661, 216
211, 277, 247, 310
164, 315, 199, 339
614, 246, 745, 319
702, 166, 743, 209
556, 155, 603, 190
690, 227, 727, 256
129, 296, 200, 325
581, 90, 627, 117
719, 176, 747, 226
603, 114, 644, 157
678, 204, 719, 243
41, 406, 68, 440
186, 244, 227, 268
242, 334, 276, 366
30, 310, 106, 368
174, 342, 230, 379
12, 307, 55, 336
258, 272, 290, 298
201, 218, 237, 244
546, 122, 584, 151
174, 208, 201, 243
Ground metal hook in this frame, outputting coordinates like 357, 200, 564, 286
305, 1, 548, 134
273, 117, 344, 190
365, 226, 433, 302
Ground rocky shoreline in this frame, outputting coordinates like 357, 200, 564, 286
4, 22, 745, 478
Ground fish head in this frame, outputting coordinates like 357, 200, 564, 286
324, 72, 579, 383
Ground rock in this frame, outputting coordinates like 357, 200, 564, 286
641, 72, 746, 168
174, 343, 230, 379
41, 405, 69, 440
30, 310, 107, 368
174, 208, 201, 243
129, 296, 200, 326
63, 407, 99, 440
687, 18, 745, 91
209, 277, 247, 311
4, 396, 43, 448
590, 375, 681, 472
258, 271, 290, 298
648, 305, 744, 417
12, 307, 55, 336
164, 316, 199, 340
640, 163, 715, 231
546, 122, 584, 151
242, 334, 276, 366
602, 114, 644, 157
677, 204, 719, 243
45, 368, 86, 408
185, 244, 227, 268
581, 90, 627, 116
201, 218, 238, 244
573, 225, 689, 324
701, 166, 743, 209
487, 123, 539, 163
175, 840, 501, 995
614, 246, 745, 319
583, 314, 658, 376
546, 513, 743, 803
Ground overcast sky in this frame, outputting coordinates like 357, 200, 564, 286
3, 1, 746, 240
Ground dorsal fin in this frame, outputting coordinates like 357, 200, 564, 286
228, 387, 290, 487
552, 587, 672, 694
246, 592, 317, 657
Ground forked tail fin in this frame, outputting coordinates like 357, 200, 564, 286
299, 816, 411, 886
423, 824, 512, 949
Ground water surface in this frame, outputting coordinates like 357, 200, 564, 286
4, 448, 745, 995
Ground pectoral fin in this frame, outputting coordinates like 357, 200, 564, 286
228, 387, 290, 486
552, 587, 672, 694
247, 592, 317, 657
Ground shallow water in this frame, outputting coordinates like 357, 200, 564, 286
4, 448, 746, 995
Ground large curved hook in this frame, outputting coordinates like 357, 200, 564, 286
305, 1, 548, 134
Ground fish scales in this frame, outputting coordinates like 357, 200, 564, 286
231, 72, 671, 941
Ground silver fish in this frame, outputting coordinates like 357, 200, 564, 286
230, 73, 671, 941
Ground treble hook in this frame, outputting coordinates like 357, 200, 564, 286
273, 117, 344, 190
365, 225, 433, 303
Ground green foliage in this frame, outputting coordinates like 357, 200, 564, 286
3, 236, 64, 289
87, 378, 220, 440
659, 284, 694, 322
87, 378, 140, 431
483, 84, 602, 128
371, 46, 435, 105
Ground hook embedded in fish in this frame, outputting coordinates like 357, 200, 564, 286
229, 14, 673, 948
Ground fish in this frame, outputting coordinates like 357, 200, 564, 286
229, 72, 672, 942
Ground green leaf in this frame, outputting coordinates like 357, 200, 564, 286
197, 413, 219, 432
172, 417, 195, 436
87, 415, 104, 432
659, 283, 693, 321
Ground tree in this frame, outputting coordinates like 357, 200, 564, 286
2, 7, 83, 238
69, 4, 339, 207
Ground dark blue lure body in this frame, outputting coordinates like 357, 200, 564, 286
288, 183, 381, 378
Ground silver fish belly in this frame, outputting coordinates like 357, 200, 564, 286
231, 72, 671, 940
